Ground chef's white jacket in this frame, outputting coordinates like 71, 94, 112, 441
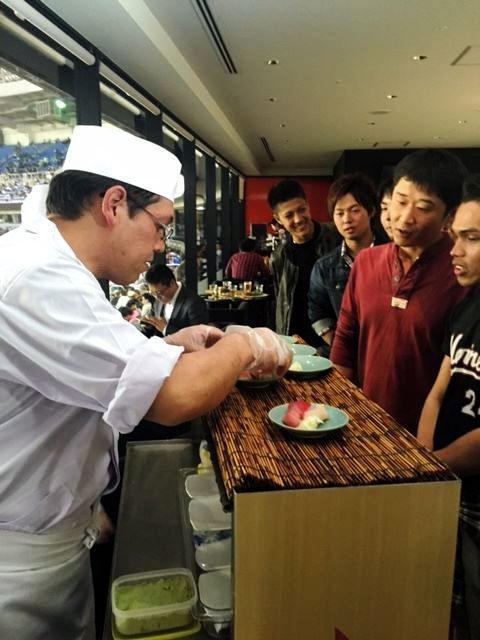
0, 217, 183, 533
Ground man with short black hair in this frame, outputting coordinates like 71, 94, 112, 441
269, 179, 340, 344
143, 264, 208, 335
418, 174, 480, 640
331, 149, 467, 433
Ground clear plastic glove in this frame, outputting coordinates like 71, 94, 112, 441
224, 325, 292, 377
164, 324, 224, 352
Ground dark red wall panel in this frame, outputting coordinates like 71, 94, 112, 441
244, 176, 333, 235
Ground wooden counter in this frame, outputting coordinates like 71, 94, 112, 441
204, 368, 460, 640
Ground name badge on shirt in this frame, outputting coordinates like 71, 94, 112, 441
391, 296, 408, 309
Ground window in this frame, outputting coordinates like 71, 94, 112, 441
0, 58, 75, 234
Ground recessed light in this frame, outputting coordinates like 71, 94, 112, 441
357, 137, 365, 142
268, 97, 277, 102
433, 136, 442, 140
335, 79, 342, 84
386, 94, 397, 99
280, 123, 286, 128
266, 59, 279, 65
367, 122, 376, 125
413, 55, 427, 61
458, 120, 467, 124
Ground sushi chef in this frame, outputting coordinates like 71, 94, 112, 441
0, 125, 292, 640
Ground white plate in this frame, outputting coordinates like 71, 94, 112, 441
195, 538, 231, 571
185, 473, 219, 499
189, 495, 232, 532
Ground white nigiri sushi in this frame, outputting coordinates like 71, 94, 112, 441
298, 404, 329, 430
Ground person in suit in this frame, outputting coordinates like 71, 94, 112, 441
143, 264, 208, 336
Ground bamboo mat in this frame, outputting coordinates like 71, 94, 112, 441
205, 368, 455, 505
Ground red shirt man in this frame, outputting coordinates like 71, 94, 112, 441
225, 237, 269, 281
331, 149, 467, 433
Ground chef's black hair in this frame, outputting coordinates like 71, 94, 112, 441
46, 170, 159, 220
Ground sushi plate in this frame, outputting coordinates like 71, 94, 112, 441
268, 403, 348, 439
236, 374, 279, 389
290, 344, 317, 356
287, 355, 332, 379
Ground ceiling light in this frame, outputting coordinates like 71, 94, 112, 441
1, 0, 95, 65
357, 137, 365, 142
162, 127, 179, 143
100, 82, 141, 115
412, 55, 427, 61
386, 94, 397, 99
367, 122, 376, 125
280, 124, 286, 128
195, 149, 204, 158
268, 97, 277, 102
458, 120, 467, 124
0, 14, 69, 66
433, 136, 442, 140
266, 59, 279, 65
99, 63, 159, 115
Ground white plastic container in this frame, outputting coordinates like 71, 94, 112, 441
195, 538, 231, 571
185, 473, 219, 499
188, 495, 231, 532
111, 568, 197, 636
198, 569, 232, 616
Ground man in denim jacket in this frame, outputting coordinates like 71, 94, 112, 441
308, 173, 387, 353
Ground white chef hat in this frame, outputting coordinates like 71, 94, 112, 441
60, 125, 184, 202
21, 184, 49, 223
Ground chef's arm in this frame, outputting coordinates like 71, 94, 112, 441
417, 356, 451, 449
145, 333, 252, 425
435, 429, 480, 476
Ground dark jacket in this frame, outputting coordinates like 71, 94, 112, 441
270, 221, 340, 335
156, 285, 209, 335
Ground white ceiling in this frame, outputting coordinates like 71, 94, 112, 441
41, 0, 480, 176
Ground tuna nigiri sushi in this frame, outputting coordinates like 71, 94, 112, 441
283, 401, 329, 430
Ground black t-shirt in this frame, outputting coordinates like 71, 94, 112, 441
434, 288, 480, 497
288, 235, 320, 344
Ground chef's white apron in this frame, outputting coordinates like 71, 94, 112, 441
0, 523, 96, 640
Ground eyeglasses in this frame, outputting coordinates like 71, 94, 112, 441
130, 199, 174, 240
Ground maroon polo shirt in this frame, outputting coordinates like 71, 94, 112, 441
224, 251, 269, 281
331, 234, 465, 433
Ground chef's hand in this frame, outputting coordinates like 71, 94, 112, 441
164, 325, 224, 352
224, 325, 292, 377
141, 316, 167, 332
95, 503, 115, 544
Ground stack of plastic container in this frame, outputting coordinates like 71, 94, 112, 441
184, 456, 232, 638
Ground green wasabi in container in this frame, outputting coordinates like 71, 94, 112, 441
112, 569, 197, 636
